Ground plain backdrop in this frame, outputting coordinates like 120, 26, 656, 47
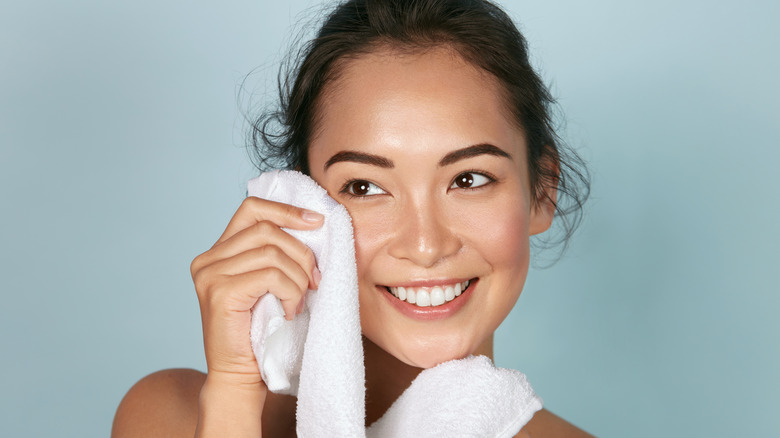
2, 0, 779, 436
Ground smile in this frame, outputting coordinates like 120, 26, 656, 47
385, 279, 472, 308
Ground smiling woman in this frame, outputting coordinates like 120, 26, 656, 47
307, 47, 550, 372
112, 0, 590, 437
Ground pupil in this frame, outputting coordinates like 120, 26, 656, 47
458, 174, 473, 188
353, 181, 369, 195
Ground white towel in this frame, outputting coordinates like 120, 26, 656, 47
248, 170, 542, 437
248, 170, 365, 437
366, 355, 543, 438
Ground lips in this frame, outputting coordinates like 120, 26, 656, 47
378, 278, 477, 321
386, 280, 471, 307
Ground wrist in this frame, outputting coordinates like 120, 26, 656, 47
196, 372, 267, 437
205, 368, 264, 388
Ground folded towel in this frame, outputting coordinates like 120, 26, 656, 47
366, 355, 543, 438
248, 170, 542, 437
248, 170, 365, 437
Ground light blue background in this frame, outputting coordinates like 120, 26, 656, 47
1, 1, 778, 436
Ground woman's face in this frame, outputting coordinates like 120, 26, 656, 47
308, 47, 553, 368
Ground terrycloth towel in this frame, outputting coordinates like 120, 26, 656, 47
248, 170, 542, 437
248, 170, 365, 437
366, 355, 543, 438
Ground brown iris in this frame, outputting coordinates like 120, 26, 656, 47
348, 180, 371, 196
454, 173, 474, 188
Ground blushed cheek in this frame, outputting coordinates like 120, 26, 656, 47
467, 200, 530, 278
499, 208, 530, 266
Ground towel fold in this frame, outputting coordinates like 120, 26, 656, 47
248, 170, 542, 437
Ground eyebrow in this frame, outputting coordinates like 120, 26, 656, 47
322, 143, 512, 171
324, 151, 394, 170
438, 143, 513, 166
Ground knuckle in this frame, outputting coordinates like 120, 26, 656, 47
254, 220, 276, 235
241, 196, 263, 210
192, 265, 218, 296
192, 267, 206, 287
263, 267, 297, 296
294, 273, 309, 292
190, 253, 206, 278
264, 266, 285, 284
259, 244, 284, 259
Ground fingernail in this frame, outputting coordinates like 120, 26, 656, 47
302, 209, 324, 223
313, 267, 322, 288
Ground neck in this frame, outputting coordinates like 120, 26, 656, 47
362, 334, 494, 427
363, 336, 422, 426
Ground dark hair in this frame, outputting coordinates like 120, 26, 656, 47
248, 0, 590, 258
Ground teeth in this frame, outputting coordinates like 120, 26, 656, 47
430, 287, 445, 306
416, 290, 431, 306
388, 280, 471, 308
444, 286, 455, 302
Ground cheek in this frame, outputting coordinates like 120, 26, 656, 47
344, 206, 389, 277
464, 198, 531, 334
461, 197, 530, 270
495, 207, 530, 268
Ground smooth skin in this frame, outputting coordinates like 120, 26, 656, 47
113, 47, 592, 437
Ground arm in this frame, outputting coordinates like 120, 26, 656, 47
195, 373, 266, 437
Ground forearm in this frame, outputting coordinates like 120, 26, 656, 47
195, 374, 267, 437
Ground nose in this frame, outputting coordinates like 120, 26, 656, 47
387, 198, 462, 268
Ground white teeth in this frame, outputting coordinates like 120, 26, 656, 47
388, 280, 472, 308
416, 290, 431, 306
430, 287, 445, 306
444, 286, 455, 302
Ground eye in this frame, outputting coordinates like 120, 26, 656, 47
342, 179, 386, 197
450, 172, 494, 190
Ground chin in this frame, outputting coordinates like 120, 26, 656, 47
402, 352, 466, 369
384, 332, 481, 369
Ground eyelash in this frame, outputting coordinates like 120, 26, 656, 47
339, 170, 497, 199
339, 179, 386, 199
449, 170, 497, 191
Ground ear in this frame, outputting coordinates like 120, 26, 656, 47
529, 149, 559, 236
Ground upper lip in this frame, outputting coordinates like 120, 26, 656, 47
379, 278, 475, 288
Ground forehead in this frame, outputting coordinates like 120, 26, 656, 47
308, 46, 525, 166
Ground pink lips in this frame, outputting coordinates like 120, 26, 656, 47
379, 278, 477, 321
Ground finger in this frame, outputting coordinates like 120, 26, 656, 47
217, 197, 324, 245
205, 245, 312, 294
203, 221, 318, 289
214, 267, 306, 320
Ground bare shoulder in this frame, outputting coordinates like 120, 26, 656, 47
111, 368, 205, 438
517, 408, 594, 438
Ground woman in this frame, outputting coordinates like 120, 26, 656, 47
113, 0, 591, 436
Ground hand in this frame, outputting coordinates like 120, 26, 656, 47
190, 196, 323, 384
